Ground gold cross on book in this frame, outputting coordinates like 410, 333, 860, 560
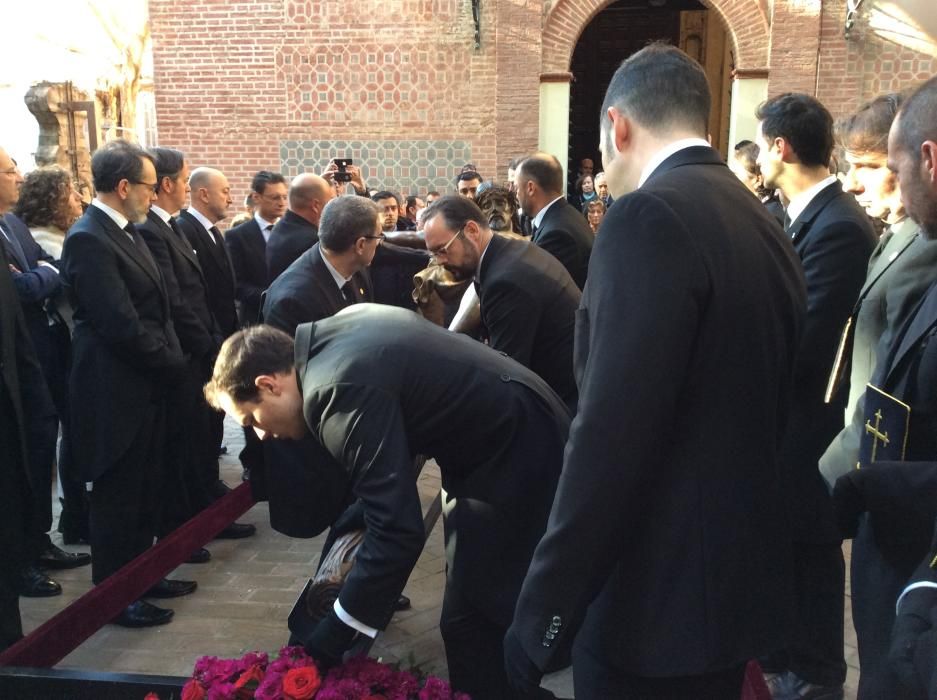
864, 409, 890, 461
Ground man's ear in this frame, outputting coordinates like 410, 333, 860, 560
776, 137, 795, 163
607, 107, 631, 157
254, 374, 280, 395
921, 141, 937, 185
116, 178, 132, 201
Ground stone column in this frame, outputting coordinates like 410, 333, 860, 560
729, 71, 769, 146
538, 72, 572, 193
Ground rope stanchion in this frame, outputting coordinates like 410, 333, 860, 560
0, 482, 255, 669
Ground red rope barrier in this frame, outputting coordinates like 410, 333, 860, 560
0, 482, 256, 669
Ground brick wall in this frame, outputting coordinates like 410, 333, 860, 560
149, 0, 936, 213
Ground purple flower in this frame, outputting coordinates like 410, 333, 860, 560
206, 681, 238, 700
254, 672, 284, 700
418, 676, 457, 699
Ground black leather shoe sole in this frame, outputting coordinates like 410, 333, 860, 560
186, 548, 212, 564
145, 578, 198, 599
214, 522, 256, 539
113, 601, 174, 628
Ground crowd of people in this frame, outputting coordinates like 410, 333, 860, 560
2, 41, 937, 699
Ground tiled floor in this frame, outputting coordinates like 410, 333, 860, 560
20, 417, 858, 698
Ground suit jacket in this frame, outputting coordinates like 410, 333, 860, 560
1, 213, 61, 367
225, 217, 269, 326
477, 234, 580, 409
511, 146, 807, 677
531, 197, 593, 290
782, 182, 876, 542
176, 209, 238, 337
259, 242, 373, 538
294, 305, 570, 628
138, 210, 221, 360
0, 241, 42, 569
368, 241, 429, 310
820, 219, 937, 487
266, 210, 318, 282
262, 242, 372, 336
62, 205, 184, 481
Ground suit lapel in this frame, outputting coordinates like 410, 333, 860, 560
310, 244, 350, 313
859, 222, 919, 301
181, 210, 236, 292
89, 206, 165, 292
787, 183, 842, 246
883, 281, 937, 386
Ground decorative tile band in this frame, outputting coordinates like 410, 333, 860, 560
280, 139, 472, 196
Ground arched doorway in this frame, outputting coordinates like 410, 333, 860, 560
567, 0, 732, 188
537, 0, 770, 191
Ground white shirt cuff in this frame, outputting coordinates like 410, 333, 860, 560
334, 599, 378, 638
896, 580, 937, 615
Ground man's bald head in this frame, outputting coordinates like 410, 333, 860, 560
516, 153, 565, 196
290, 173, 334, 225
188, 167, 231, 223
0, 147, 23, 214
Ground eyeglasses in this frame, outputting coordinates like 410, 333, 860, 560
360, 234, 385, 242
260, 193, 288, 202
129, 179, 159, 188
428, 228, 464, 261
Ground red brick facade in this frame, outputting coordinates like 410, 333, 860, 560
148, 0, 936, 209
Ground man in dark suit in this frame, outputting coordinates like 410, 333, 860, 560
176, 167, 255, 539
138, 148, 223, 561
505, 45, 807, 699
61, 140, 195, 628
225, 170, 287, 326
266, 174, 333, 282
262, 196, 377, 335
0, 149, 88, 596
423, 195, 580, 409
514, 153, 593, 290
754, 93, 877, 700
0, 229, 41, 651
821, 95, 937, 499
205, 307, 570, 698
832, 76, 937, 699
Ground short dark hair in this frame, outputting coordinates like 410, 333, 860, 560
371, 190, 399, 204
405, 195, 422, 211
251, 170, 287, 195
600, 43, 710, 138
456, 171, 483, 186
732, 141, 772, 198
895, 76, 937, 164
91, 140, 153, 193
836, 93, 903, 155
516, 153, 564, 194
574, 174, 594, 194
204, 324, 295, 406
756, 93, 834, 168
148, 147, 185, 190
319, 196, 382, 253
422, 194, 487, 232
14, 166, 74, 228
507, 157, 520, 170
426, 190, 441, 198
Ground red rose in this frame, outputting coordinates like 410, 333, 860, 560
181, 680, 206, 700
282, 666, 322, 699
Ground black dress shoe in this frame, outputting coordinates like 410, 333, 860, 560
186, 548, 212, 564
145, 578, 198, 599
18, 566, 62, 597
39, 544, 91, 570
214, 522, 256, 539
113, 600, 174, 628
210, 480, 233, 499
394, 594, 411, 611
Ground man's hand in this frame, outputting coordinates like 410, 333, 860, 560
832, 469, 867, 538
302, 609, 359, 669
504, 626, 556, 698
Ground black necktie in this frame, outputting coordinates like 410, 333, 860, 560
125, 222, 158, 274
783, 212, 792, 232
341, 280, 357, 303
210, 226, 224, 247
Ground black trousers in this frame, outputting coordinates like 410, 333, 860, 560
573, 643, 746, 699
852, 515, 920, 699
90, 400, 164, 584
440, 581, 520, 700
761, 540, 846, 686
0, 390, 28, 650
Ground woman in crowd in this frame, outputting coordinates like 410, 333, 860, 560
585, 199, 606, 235
568, 173, 598, 213
729, 140, 786, 226
14, 166, 88, 544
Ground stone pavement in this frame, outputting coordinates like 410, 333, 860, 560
20, 417, 858, 698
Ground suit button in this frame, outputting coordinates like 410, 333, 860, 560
500, 373, 510, 382
548, 624, 559, 633
552, 615, 562, 626
541, 638, 552, 647
545, 631, 556, 640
